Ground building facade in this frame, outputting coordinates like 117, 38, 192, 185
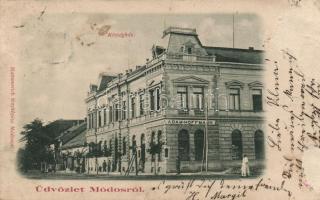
85, 27, 265, 175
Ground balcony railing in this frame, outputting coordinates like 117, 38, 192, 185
146, 52, 215, 67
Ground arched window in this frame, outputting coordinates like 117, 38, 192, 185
194, 130, 205, 161
254, 130, 265, 160
231, 130, 242, 160
140, 134, 146, 170
122, 137, 127, 155
178, 129, 190, 161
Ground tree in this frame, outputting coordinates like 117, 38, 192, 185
18, 119, 54, 171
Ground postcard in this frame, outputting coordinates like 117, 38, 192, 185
1, 0, 320, 199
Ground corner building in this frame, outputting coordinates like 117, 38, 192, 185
85, 27, 265, 174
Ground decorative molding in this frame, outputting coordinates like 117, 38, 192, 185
248, 81, 263, 89
225, 80, 245, 88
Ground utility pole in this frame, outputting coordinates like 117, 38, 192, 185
205, 95, 209, 172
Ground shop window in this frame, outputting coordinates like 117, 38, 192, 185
194, 130, 205, 161
254, 130, 265, 160
229, 88, 240, 110
252, 89, 262, 111
178, 129, 190, 161
231, 130, 242, 160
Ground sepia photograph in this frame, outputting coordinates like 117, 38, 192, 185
16, 13, 265, 180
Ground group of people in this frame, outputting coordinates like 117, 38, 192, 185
102, 160, 112, 174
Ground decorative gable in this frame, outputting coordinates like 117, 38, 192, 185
173, 75, 209, 85
225, 80, 244, 88
248, 81, 263, 88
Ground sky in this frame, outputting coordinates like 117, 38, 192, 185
17, 13, 262, 128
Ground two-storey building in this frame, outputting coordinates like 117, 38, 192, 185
85, 27, 265, 175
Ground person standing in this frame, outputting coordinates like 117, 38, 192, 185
241, 154, 250, 177
102, 160, 107, 173
107, 159, 111, 175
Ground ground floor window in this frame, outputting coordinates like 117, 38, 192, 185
231, 130, 242, 160
194, 129, 205, 161
178, 129, 190, 161
254, 130, 265, 159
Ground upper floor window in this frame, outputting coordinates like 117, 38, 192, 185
103, 108, 107, 125
193, 87, 204, 110
131, 97, 136, 118
177, 86, 188, 110
139, 94, 144, 115
156, 88, 161, 111
122, 101, 127, 120
187, 47, 192, 54
114, 104, 119, 121
229, 88, 240, 110
252, 89, 262, 111
109, 106, 113, 123
98, 110, 102, 127
150, 90, 155, 111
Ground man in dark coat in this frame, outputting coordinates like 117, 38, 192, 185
102, 160, 107, 172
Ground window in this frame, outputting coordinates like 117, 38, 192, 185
88, 114, 91, 129
178, 129, 190, 161
103, 140, 107, 156
177, 86, 188, 110
109, 106, 113, 123
231, 130, 242, 160
150, 90, 155, 111
252, 89, 262, 111
187, 47, 192, 54
254, 130, 265, 160
156, 88, 161, 111
103, 108, 107, 125
132, 135, 137, 150
122, 137, 127, 155
98, 111, 102, 127
151, 132, 155, 161
114, 104, 119, 121
229, 88, 240, 110
122, 101, 127, 120
131, 97, 136, 118
193, 87, 204, 110
194, 130, 205, 161
140, 134, 146, 165
139, 94, 144, 115
157, 131, 162, 161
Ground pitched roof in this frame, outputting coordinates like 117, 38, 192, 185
44, 119, 84, 139
98, 74, 116, 91
57, 122, 87, 144
60, 128, 86, 150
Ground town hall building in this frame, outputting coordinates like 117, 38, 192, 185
85, 27, 265, 175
